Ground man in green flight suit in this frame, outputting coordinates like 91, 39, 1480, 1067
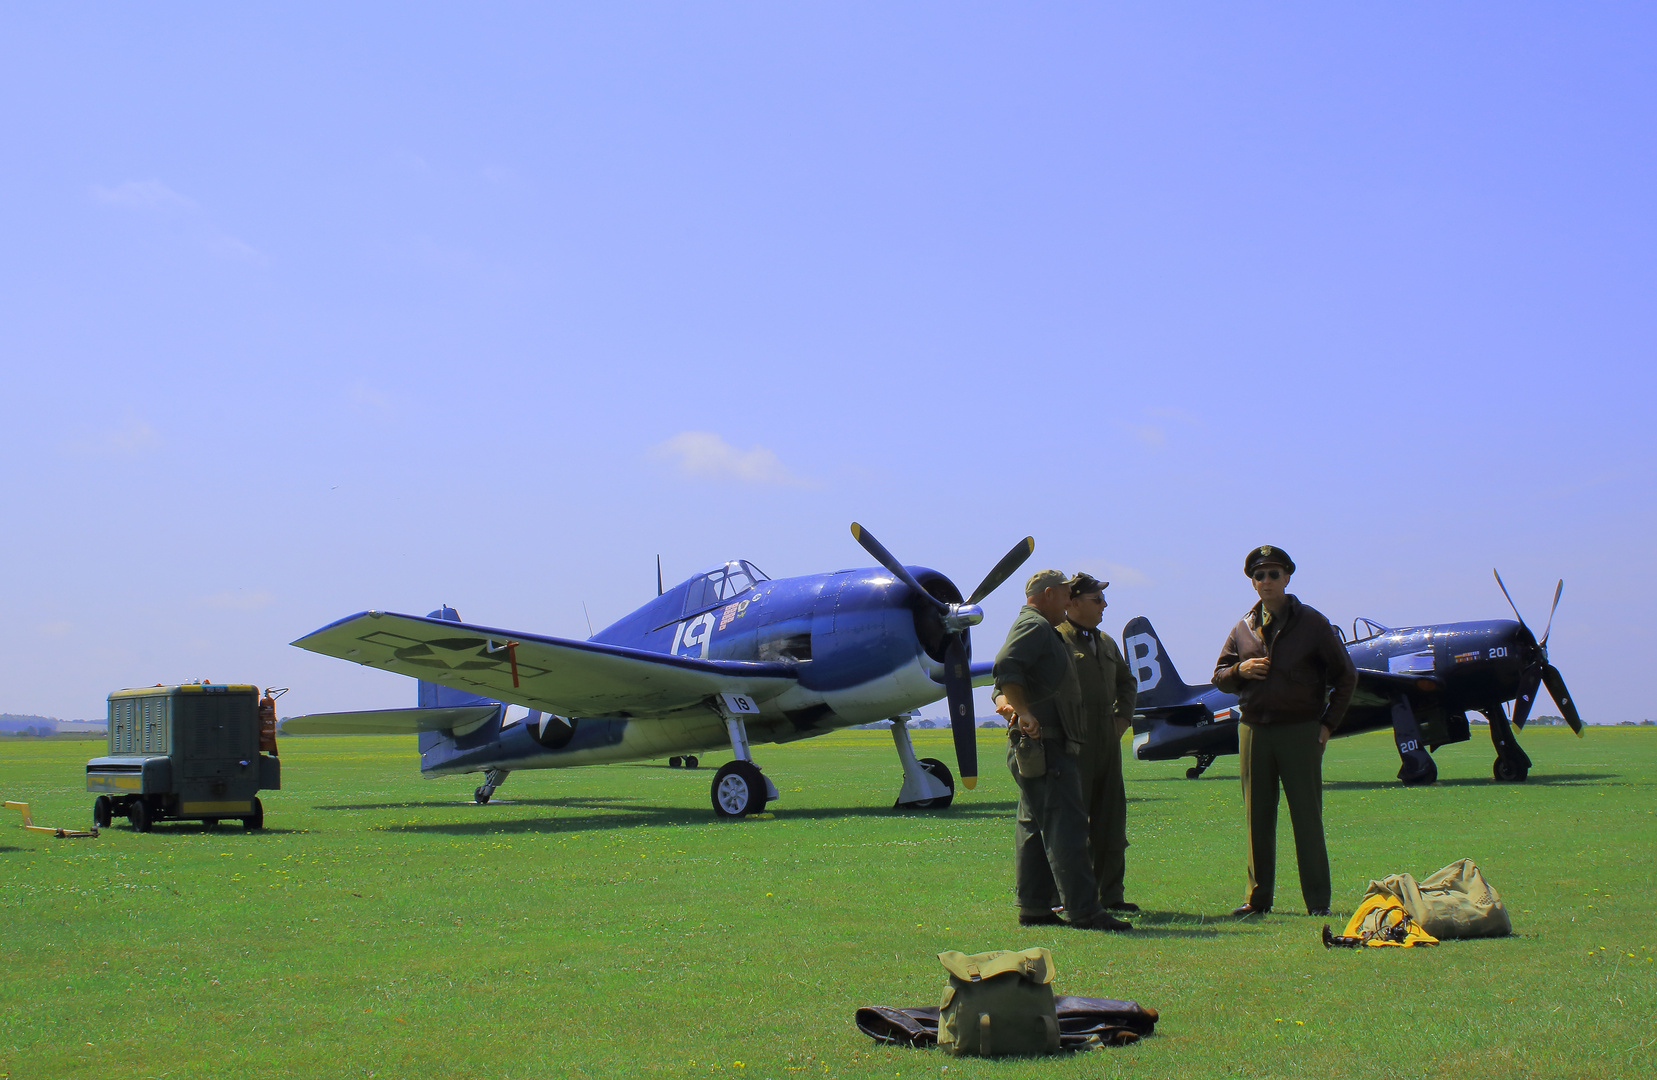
991, 569, 1129, 932
1059, 572, 1140, 915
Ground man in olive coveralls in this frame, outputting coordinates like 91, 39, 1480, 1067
1059, 573, 1140, 914
1213, 545, 1357, 917
991, 569, 1129, 932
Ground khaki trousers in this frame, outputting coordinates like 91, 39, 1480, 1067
1081, 729, 1128, 907
1008, 740, 1104, 922
1239, 720, 1330, 912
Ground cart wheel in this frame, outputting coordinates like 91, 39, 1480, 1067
93, 796, 112, 829
203, 818, 220, 831
243, 797, 264, 831
129, 799, 152, 833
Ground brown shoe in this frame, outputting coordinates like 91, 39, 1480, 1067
1071, 911, 1133, 931
1231, 903, 1271, 917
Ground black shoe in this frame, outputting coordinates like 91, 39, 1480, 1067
1307, 907, 1331, 917
1071, 911, 1133, 932
1105, 901, 1141, 914
1231, 903, 1271, 917
1018, 910, 1065, 926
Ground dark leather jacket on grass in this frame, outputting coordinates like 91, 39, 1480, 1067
1213, 594, 1358, 732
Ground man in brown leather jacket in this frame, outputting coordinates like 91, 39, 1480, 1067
1213, 545, 1357, 918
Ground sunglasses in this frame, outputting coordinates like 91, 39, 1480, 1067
1252, 569, 1284, 582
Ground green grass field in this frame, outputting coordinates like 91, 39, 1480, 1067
2, 727, 1652, 1079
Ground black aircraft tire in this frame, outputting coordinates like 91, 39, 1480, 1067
129, 799, 152, 833
685, 756, 699, 769
92, 797, 112, 829
711, 761, 768, 818
669, 756, 683, 768
897, 758, 956, 810
1185, 767, 1204, 780
1493, 757, 1528, 783
244, 797, 264, 831
474, 786, 491, 805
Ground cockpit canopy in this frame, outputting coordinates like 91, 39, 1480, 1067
681, 561, 770, 615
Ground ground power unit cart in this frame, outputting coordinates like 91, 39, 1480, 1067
87, 683, 281, 831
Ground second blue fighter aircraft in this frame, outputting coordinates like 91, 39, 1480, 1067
284, 525, 1033, 817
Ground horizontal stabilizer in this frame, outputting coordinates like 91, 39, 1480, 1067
280, 705, 500, 736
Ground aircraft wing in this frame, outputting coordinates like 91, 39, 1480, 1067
292, 611, 798, 718
1350, 668, 1441, 708
279, 706, 500, 736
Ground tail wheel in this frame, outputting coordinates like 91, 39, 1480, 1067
92, 797, 112, 829
243, 797, 265, 831
474, 786, 492, 805
711, 761, 768, 818
129, 799, 152, 833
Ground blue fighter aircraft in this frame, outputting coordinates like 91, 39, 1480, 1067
282, 525, 1034, 817
1124, 572, 1584, 785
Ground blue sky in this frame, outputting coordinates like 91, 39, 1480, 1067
2, 4, 1652, 725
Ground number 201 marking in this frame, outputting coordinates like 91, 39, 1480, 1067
1488, 646, 1508, 659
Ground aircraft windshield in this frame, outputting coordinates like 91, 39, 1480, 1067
682, 561, 770, 614
1349, 618, 1389, 644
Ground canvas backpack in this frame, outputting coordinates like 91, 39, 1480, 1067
936, 948, 1060, 1057
1363, 858, 1511, 939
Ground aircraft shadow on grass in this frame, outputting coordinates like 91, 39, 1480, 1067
311, 796, 1023, 836
1323, 772, 1615, 791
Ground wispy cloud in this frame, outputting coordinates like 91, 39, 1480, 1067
196, 590, 274, 611
90, 178, 265, 264
91, 179, 196, 211
63, 415, 161, 457
651, 431, 814, 487
349, 381, 394, 411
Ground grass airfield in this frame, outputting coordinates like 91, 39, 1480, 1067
2, 727, 1653, 1080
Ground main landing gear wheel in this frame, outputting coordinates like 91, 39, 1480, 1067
1493, 757, 1529, 783
684, 756, 699, 769
92, 796, 112, 829
129, 799, 152, 833
711, 760, 769, 818
895, 758, 955, 810
243, 797, 265, 831
669, 756, 684, 768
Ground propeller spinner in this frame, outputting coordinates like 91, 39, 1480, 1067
849, 523, 1036, 790
1493, 570, 1583, 735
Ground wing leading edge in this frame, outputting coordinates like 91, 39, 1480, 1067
292, 610, 798, 719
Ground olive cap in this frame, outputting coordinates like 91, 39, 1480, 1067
1068, 572, 1109, 597
1024, 568, 1070, 597
1244, 544, 1295, 577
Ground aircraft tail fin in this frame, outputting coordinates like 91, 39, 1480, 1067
1122, 616, 1199, 708
417, 605, 505, 752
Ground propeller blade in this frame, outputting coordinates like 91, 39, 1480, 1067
966, 536, 1037, 606
849, 523, 947, 611
1539, 580, 1563, 648
1541, 664, 1584, 736
1492, 569, 1529, 632
942, 634, 978, 789
1510, 667, 1542, 730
